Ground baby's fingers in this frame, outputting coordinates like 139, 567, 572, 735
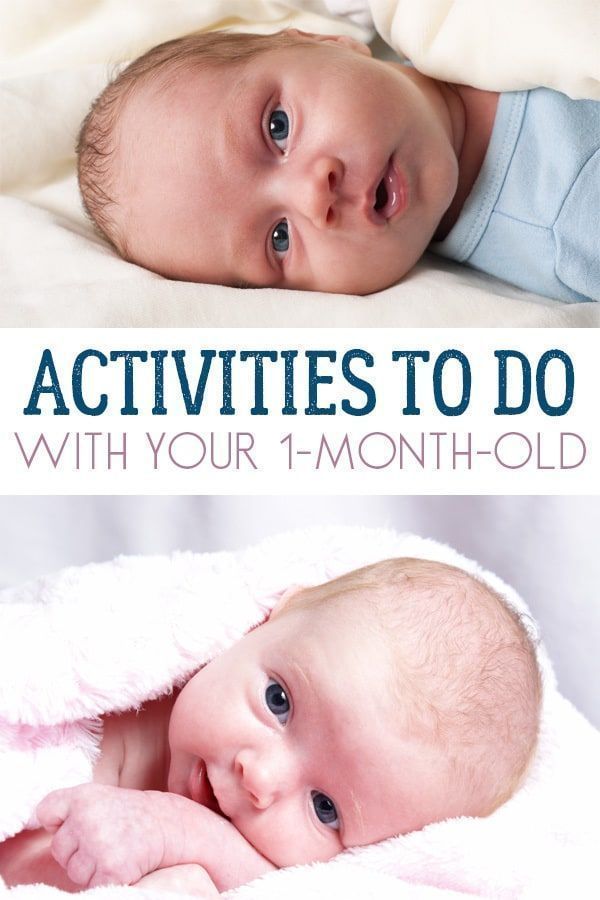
64, 850, 97, 888
66, 851, 96, 888
49, 826, 97, 887
36, 789, 73, 830
49, 823, 78, 870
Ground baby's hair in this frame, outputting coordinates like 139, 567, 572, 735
76, 29, 311, 254
284, 557, 542, 817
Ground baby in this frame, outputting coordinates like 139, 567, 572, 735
0, 558, 541, 895
76, 28, 599, 301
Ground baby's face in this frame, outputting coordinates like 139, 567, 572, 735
114, 36, 459, 294
167, 599, 459, 866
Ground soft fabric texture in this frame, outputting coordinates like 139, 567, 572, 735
1, 526, 599, 899
326, 0, 600, 99
431, 89, 600, 303
2, 1, 600, 327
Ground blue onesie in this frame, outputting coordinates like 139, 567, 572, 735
430, 88, 600, 303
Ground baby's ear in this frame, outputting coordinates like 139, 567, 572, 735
270, 584, 304, 618
287, 28, 372, 58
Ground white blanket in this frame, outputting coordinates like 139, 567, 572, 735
1, 527, 598, 899
326, 1, 600, 99
1, 1, 599, 327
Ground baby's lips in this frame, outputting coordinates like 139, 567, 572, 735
376, 158, 408, 221
194, 760, 224, 816
382, 160, 407, 219
367, 156, 408, 225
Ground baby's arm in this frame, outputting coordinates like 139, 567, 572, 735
37, 784, 275, 891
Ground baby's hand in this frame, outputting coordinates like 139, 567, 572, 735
37, 784, 166, 888
135, 864, 219, 897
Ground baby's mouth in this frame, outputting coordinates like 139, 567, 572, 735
374, 178, 389, 211
372, 158, 407, 220
189, 759, 226, 818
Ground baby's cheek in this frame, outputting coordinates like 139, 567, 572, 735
324, 239, 413, 295
236, 809, 340, 868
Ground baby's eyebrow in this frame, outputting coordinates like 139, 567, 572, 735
214, 76, 271, 287
335, 788, 364, 850
288, 657, 311, 689
286, 655, 360, 842
227, 212, 283, 290
347, 788, 364, 835
221, 73, 252, 157
231, 278, 259, 290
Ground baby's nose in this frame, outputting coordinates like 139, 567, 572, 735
292, 155, 344, 228
235, 746, 291, 810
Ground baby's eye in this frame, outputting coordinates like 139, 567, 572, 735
271, 220, 290, 255
265, 679, 290, 724
269, 108, 289, 151
311, 791, 340, 829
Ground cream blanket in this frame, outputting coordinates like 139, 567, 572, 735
1, 1, 599, 327
326, 1, 600, 99
1, 527, 598, 899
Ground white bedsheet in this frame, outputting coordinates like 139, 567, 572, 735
1, 1, 598, 327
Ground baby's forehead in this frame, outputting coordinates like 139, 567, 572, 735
110, 65, 225, 268
277, 602, 396, 693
